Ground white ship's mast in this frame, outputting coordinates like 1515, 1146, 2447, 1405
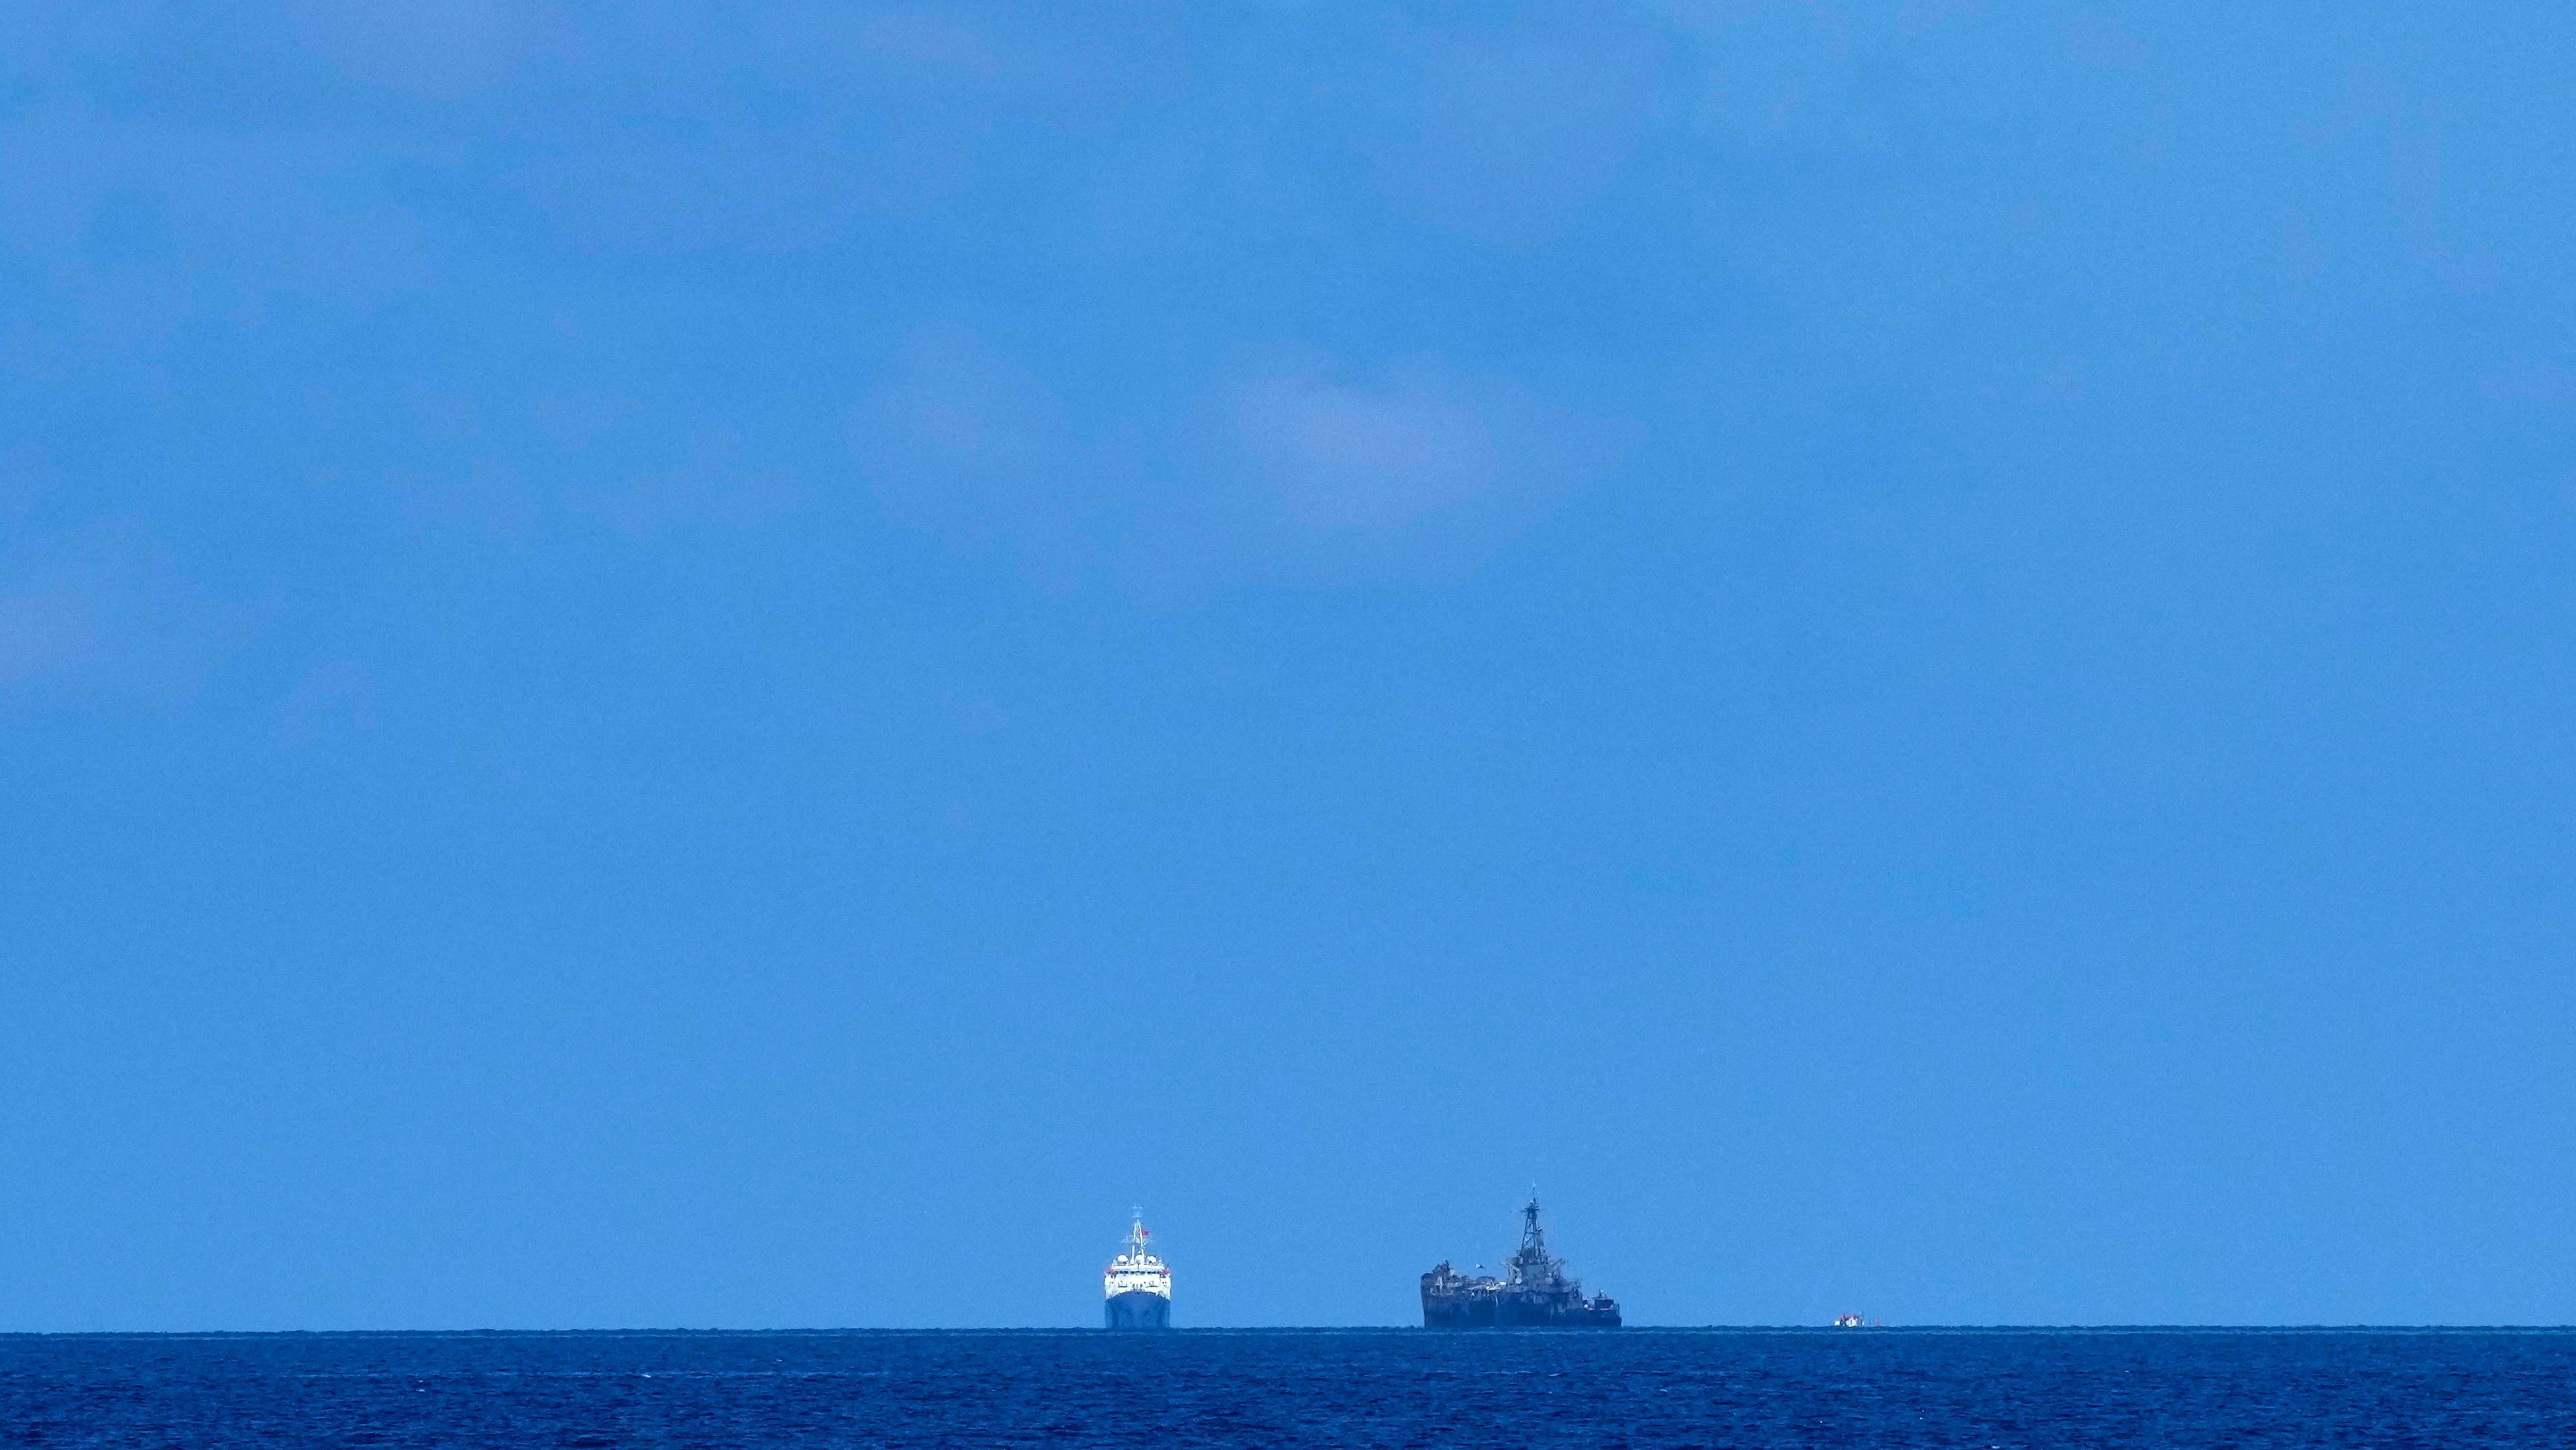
1104, 1210, 1171, 1294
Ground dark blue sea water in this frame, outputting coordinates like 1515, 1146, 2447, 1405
3, 1329, 2569, 1447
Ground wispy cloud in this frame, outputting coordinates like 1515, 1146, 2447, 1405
847, 320, 1114, 574
1234, 365, 1507, 531
0, 520, 265, 716
1138, 349, 1635, 592
848, 326, 1634, 595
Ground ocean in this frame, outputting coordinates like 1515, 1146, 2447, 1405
2, 1328, 2568, 1446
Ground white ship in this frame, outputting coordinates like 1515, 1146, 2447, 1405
1102, 1212, 1172, 1329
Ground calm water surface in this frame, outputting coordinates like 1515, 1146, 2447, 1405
2, 1329, 2567, 1447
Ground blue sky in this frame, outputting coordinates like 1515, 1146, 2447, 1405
3, 0, 2573, 1329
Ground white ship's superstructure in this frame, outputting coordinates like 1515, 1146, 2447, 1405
1102, 1212, 1172, 1329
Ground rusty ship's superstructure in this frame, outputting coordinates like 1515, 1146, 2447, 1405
1421, 1198, 1621, 1329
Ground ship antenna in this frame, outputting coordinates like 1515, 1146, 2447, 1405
1520, 1193, 1546, 1265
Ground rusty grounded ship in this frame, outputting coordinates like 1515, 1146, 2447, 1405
1421, 1198, 1621, 1328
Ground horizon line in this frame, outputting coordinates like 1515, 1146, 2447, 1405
9, 1323, 2576, 1338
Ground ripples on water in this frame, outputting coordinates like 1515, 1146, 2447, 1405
3, 1329, 2568, 1447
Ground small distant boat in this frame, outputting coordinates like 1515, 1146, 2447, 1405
1833, 1314, 1868, 1328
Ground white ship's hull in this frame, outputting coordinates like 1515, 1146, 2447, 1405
1104, 1289, 1171, 1329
